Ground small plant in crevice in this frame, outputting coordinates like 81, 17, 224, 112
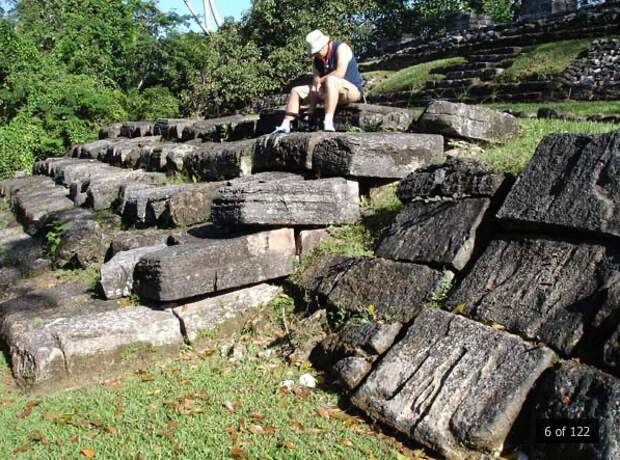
44, 219, 66, 255
425, 273, 455, 310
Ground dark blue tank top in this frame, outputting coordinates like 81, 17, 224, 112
313, 40, 364, 93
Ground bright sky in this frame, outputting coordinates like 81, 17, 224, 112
158, 0, 251, 30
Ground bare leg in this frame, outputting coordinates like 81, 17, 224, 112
323, 76, 340, 117
284, 88, 301, 122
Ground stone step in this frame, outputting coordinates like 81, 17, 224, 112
138, 143, 199, 172
471, 46, 522, 56
181, 140, 255, 181
162, 182, 225, 228
82, 170, 167, 210
352, 309, 555, 459
153, 118, 198, 140
415, 101, 519, 144
181, 114, 259, 142
252, 133, 336, 173
133, 228, 296, 301
256, 103, 414, 135
104, 136, 162, 167
312, 133, 444, 179
468, 52, 521, 62
425, 78, 480, 90
120, 121, 155, 138
107, 228, 178, 259
0, 279, 280, 391
430, 61, 512, 74
211, 177, 360, 227
72, 138, 124, 159
120, 184, 196, 227
444, 67, 504, 81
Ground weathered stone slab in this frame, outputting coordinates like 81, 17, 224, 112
52, 160, 117, 187
74, 138, 123, 159
301, 255, 446, 323
497, 132, 620, 239
46, 213, 105, 269
531, 362, 619, 460
100, 244, 166, 299
211, 177, 360, 226
376, 198, 491, 271
252, 133, 335, 172
172, 283, 281, 343
166, 223, 246, 246
296, 229, 330, 255
13, 188, 74, 234
417, 101, 518, 143
133, 228, 296, 301
105, 136, 161, 166
120, 121, 154, 138
98, 123, 123, 139
153, 118, 196, 140
397, 157, 511, 202
353, 309, 556, 459
84, 171, 168, 210
121, 184, 195, 227
256, 103, 415, 135
313, 133, 444, 179
0, 176, 56, 199
162, 182, 224, 227
140, 143, 198, 172
107, 228, 176, 259
181, 114, 259, 142
182, 140, 255, 181
333, 357, 373, 390
446, 235, 620, 356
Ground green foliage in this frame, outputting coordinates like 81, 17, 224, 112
123, 86, 180, 120
481, 118, 618, 175
45, 219, 66, 255
369, 56, 467, 96
486, 100, 620, 116
482, 0, 517, 22
502, 38, 592, 81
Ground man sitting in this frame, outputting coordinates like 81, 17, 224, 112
273, 29, 364, 134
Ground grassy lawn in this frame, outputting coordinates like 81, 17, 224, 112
502, 38, 591, 81
481, 118, 619, 174
485, 100, 620, 116
367, 57, 466, 96
0, 302, 428, 459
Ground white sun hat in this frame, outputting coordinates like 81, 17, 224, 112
306, 29, 329, 55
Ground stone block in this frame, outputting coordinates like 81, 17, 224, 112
446, 235, 620, 357
120, 121, 154, 138
252, 132, 334, 172
100, 244, 167, 299
302, 255, 446, 323
497, 132, 620, 239
105, 136, 161, 166
133, 228, 296, 301
121, 184, 195, 227
353, 309, 556, 459
163, 182, 224, 228
153, 118, 196, 140
376, 198, 491, 271
296, 229, 330, 255
531, 362, 619, 460
181, 114, 259, 142
182, 140, 255, 181
172, 283, 281, 343
417, 101, 518, 144
313, 133, 444, 179
211, 177, 360, 226
140, 143, 198, 172
397, 157, 511, 202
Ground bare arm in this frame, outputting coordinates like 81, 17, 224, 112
312, 64, 321, 90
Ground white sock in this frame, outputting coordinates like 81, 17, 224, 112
324, 114, 335, 131
277, 119, 291, 132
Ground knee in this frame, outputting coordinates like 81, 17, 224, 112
324, 75, 340, 90
291, 85, 306, 97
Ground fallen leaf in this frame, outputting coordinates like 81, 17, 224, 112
292, 421, 304, 432
223, 401, 238, 412
81, 447, 96, 458
12, 444, 30, 454
135, 454, 145, 460
249, 411, 264, 421
229, 447, 246, 459
340, 437, 353, 447
17, 399, 41, 418
68, 435, 79, 443
277, 440, 295, 449
248, 424, 264, 434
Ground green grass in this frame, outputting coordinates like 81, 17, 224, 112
368, 57, 467, 96
485, 100, 620, 116
0, 337, 424, 459
502, 38, 592, 81
481, 118, 619, 175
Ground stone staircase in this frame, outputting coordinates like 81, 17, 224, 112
1, 102, 618, 459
